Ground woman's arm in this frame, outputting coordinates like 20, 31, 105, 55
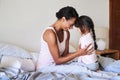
43, 29, 92, 65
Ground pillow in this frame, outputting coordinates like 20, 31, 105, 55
1, 56, 35, 72
1, 56, 21, 69
0, 43, 32, 59
97, 55, 119, 73
30, 52, 39, 64
98, 55, 115, 68
104, 60, 120, 73
0, 56, 21, 76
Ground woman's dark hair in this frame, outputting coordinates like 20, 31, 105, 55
56, 6, 79, 20
75, 15, 98, 50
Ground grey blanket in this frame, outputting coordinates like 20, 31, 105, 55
28, 63, 120, 80
1, 68, 120, 80
28, 72, 88, 80
0, 68, 31, 80
28, 71, 120, 80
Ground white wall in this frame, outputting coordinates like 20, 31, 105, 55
0, 0, 109, 52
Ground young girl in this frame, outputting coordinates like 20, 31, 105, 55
75, 15, 99, 71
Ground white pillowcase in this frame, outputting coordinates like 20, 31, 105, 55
1, 56, 35, 72
30, 52, 39, 64
1, 56, 21, 69
0, 43, 32, 59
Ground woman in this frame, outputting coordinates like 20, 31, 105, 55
36, 6, 93, 70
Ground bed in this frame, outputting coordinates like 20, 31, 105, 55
0, 42, 120, 80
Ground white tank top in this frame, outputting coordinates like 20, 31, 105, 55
37, 27, 67, 69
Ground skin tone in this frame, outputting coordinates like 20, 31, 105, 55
43, 17, 93, 65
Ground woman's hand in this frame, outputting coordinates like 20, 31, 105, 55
77, 43, 94, 56
85, 43, 94, 55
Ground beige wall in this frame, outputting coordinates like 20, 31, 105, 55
0, 0, 109, 52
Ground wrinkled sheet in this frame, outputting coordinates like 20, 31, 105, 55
0, 68, 32, 80
28, 71, 120, 80
1, 58, 120, 80
0, 66, 120, 80
28, 63, 120, 80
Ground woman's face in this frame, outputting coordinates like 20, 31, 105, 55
62, 17, 76, 30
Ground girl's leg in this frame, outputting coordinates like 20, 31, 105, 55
70, 62, 99, 71
84, 62, 99, 71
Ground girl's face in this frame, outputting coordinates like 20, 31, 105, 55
62, 17, 76, 30
77, 28, 82, 34
78, 26, 87, 35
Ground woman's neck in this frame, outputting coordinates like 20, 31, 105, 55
52, 20, 64, 42
52, 20, 62, 32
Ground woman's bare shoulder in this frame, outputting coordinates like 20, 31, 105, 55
43, 29, 56, 42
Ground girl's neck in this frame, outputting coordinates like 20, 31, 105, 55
82, 30, 90, 35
